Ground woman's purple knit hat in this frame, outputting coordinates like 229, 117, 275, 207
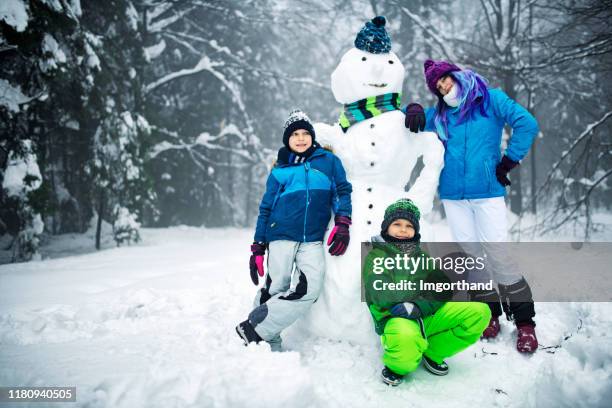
424, 59, 461, 96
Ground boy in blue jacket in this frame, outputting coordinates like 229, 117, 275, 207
236, 109, 353, 351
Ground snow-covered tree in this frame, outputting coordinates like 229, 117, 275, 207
112, 205, 141, 245
89, 108, 152, 248
1, 139, 44, 261
1, 0, 92, 258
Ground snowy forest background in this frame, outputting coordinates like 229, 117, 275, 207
1, 0, 611, 263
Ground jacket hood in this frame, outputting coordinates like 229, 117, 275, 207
371, 234, 386, 243
370, 235, 400, 254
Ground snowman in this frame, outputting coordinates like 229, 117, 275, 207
301, 16, 444, 344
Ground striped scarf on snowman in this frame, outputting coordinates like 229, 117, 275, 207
338, 92, 402, 133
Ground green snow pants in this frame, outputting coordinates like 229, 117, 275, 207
381, 302, 491, 375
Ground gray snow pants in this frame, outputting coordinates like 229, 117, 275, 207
248, 240, 325, 348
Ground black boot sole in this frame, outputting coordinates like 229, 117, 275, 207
422, 357, 449, 376
381, 375, 402, 386
381, 368, 403, 386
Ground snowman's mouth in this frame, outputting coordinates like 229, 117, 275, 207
366, 83, 388, 88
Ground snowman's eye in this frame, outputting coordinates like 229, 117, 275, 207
361, 57, 367, 61
388, 60, 394, 64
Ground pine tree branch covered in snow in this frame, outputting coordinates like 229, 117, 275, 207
1, 139, 44, 261
88, 109, 153, 248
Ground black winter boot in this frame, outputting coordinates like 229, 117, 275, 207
422, 356, 449, 376
381, 367, 404, 386
236, 320, 263, 345
499, 278, 538, 353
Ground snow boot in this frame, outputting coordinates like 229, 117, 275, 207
498, 278, 536, 322
236, 320, 262, 346
381, 367, 404, 386
516, 323, 538, 353
498, 277, 538, 353
481, 316, 501, 339
422, 356, 449, 376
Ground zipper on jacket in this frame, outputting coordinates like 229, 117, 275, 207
303, 162, 310, 242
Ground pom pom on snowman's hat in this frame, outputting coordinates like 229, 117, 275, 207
372, 16, 386, 27
354, 16, 391, 54
282, 109, 316, 148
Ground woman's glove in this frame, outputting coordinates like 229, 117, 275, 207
327, 216, 351, 256
495, 156, 519, 186
404, 103, 426, 133
389, 302, 422, 319
249, 242, 266, 285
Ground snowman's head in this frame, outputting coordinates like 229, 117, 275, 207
331, 48, 405, 104
331, 16, 405, 104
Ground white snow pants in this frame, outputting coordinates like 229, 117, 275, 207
442, 197, 521, 285
249, 240, 325, 349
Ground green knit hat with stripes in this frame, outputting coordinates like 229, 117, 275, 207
381, 198, 421, 235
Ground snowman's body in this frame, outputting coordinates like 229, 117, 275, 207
301, 46, 445, 344
316, 111, 441, 238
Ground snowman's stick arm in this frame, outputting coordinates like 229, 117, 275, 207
406, 131, 445, 213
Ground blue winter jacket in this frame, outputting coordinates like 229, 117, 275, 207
254, 148, 352, 243
423, 88, 539, 200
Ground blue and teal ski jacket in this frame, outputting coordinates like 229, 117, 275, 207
254, 148, 352, 243
422, 88, 539, 200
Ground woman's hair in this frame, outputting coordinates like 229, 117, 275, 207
433, 69, 490, 141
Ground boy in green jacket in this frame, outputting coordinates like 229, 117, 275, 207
363, 198, 490, 386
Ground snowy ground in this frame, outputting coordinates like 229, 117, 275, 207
1, 225, 611, 408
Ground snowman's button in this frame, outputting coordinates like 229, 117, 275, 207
367, 187, 372, 192
371, 142, 375, 146
368, 204, 373, 209
370, 162, 375, 166
367, 220, 372, 225
370, 123, 375, 129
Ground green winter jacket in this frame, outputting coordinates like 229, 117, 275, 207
363, 237, 452, 335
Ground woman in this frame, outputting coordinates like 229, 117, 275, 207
403, 59, 539, 353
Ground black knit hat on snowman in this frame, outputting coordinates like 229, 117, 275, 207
381, 198, 421, 241
283, 109, 316, 149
